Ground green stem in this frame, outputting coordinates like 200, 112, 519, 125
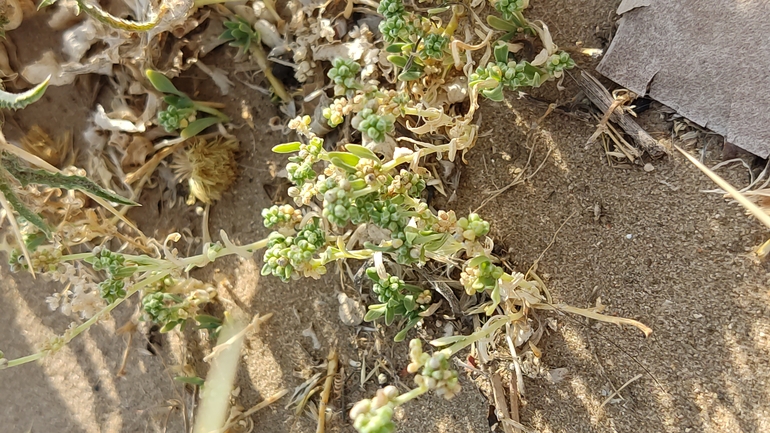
248, 43, 291, 103
192, 102, 230, 122
443, 311, 524, 356
393, 385, 429, 406
5, 270, 170, 368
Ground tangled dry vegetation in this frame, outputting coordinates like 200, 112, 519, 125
0, 0, 654, 431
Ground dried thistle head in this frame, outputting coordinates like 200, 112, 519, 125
172, 136, 239, 205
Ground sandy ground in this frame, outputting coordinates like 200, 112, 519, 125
2, 1, 770, 432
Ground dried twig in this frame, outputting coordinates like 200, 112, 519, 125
490, 373, 516, 433
577, 71, 668, 157
316, 349, 339, 433
600, 374, 643, 408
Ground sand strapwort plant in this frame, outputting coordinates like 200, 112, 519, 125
0, 108, 651, 431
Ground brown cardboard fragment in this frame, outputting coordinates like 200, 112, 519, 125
597, 0, 770, 157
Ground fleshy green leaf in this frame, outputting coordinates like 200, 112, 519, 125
345, 144, 380, 161
482, 86, 505, 102
398, 69, 422, 82
175, 376, 205, 386
328, 152, 360, 167
429, 335, 466, 347
195, 314, 222, 326
145, 70, 186, 97
365, 305, 386, 322
385, 44, 406, 53
467, 255, 491, 267
272, 142, 302, 153
384, 305, 396, 326
494, 42, 509, 63
0, 76, 50, 110
394, 317, 421, 342
180, 117, 221, 139
387, 55, 408, 68
487, 15, 518, 32
403, 294, 415, 312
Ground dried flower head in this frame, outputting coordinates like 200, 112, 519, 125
172, 136, 239, 204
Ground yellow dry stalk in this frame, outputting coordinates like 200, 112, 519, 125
20, 125, 73, 168
172, 136, 239, 205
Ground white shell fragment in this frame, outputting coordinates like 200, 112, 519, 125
338, 293, 365, 327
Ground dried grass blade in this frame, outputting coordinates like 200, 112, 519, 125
676, 145, 770, 229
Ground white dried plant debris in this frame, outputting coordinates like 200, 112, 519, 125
192, 17, 227, 57
287, 2, 341, 83
302, 324, 321, 349
62, 17, 125, 62
511, 320, 533, 347
442, 76, 469, 104
0, 0, 24, 31
231, 4, 258, 24
0, 44, 15, 79
193, 60, 233, 95
93, 105, 146, 133
338, 293, 365, 326
45, 262, 105, 319
313, 25, 380, 80
47, 0, 81, 30
22, 51, 70, 86
122, 135, 153, 170
254, 19, 285, 50
146, 0, 195, 41
23, 40, 119, 86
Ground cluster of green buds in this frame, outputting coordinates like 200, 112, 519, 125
407, 339, 461, 399
493, 0, 529, 22
350, 385, 399, 433
386, 169, 426, 198
260, 220, 327, 281
421, 33, 449, 60
146, 70, 229, 138
85, 248, 138, 303
285, 137, 323, 185
349, 338, 462, 432
378, 0, 414, 44
457, 213, 490, 242
544, 51, 576, 78
460, 256, 503, 296
318, 177, 369, 227
470, 42, 574, 101
352, 107, 395, 143
261, 204, 302, 234
13, 246, 62, 273
327, 58, 363, 96
364, 267, 431, 341
157, 105, 196, 133
141, 277, 216, 332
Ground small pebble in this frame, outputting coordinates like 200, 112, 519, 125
644, 163, 655, 172
626, 234, 633, 239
